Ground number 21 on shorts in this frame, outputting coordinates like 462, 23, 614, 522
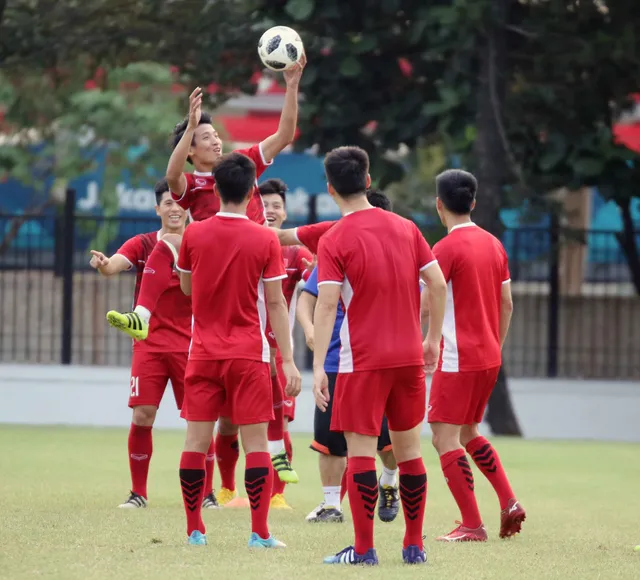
130, 376, 139, 397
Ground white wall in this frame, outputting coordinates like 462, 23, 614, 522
1, 364, 639, 442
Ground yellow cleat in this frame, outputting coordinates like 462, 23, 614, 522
106, 310, 148, 341
216, 488, 238, 506
270, 494, 292, 510
271, 451, 299, 484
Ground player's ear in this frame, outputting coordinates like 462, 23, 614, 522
155, 205, 161, 217
366, 174, 372, 188
327, 182, 337, 200
213, 184, 220, 198
470, 199, 476, 212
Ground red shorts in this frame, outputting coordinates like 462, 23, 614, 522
276, 354, 295, 422
330, 366, 426, 436
428, 366, 501, 425
183, 359, 273, 425
129, 350, 187, 409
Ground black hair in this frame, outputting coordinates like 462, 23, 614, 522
172, 111, 214, 165
436, 169, 477, 215
213, 152, 257, 205
259, 178, 287, 203
366, 188, 392, 211
324, 146, 369, 198
154, 178, 170, 206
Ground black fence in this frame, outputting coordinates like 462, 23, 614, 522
1, 192, 639, 379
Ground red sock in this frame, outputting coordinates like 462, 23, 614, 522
179, 451, 206, 536
284, 430, 293, 463
128, 423, 153, 499
347, 456, 377, 555
398, 458, 428, 549
466, 436, 515, 510
215, 432, 239, 491
440, 449, 482, 529
204, 438, 215, 496
245, 452, 273, 539
267, 374, 284, 442
340, 459, 348, 504
137, 241, 175, 312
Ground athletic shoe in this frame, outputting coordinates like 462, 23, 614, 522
378, 479, 400, 523
436, 522, 488, 542
202, 492, 219, 509
118, 491, 147, 508
323, 546, 378, 565
308, 505, 344, 523
271, 451, 299, 484
106, 310, 148, 341
270, 494, 292, 509
187, 530, 207, 546
500, 498, 526, 538
216, 488, 238, 506
248, 532, 286, 549
402, 545, 428, 564
305, 501, 325, 521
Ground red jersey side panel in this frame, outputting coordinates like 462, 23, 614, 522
115, 232, 191, 353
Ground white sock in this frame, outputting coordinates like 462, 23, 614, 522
323, 486, 341, 510
133, 305, 151, 324
268, 439, 285, 455
380, 466, 398, 488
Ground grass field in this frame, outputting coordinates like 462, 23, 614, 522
0, 426, 639, 579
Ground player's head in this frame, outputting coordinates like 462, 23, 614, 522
324, 146, 372, 202
213, 152, 257, 206
259, 178, 287, 228
435, 169, 477, 222
154, 178, 186, 230
366, 188, 392, 212
172, 111, 222, 169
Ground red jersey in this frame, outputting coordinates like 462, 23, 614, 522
294, 220, 337, 254
317, 208, 436, 372
177, 213, 286, 363
432, 222, 510, 372
282, 244, 313, 311
172, 144, 269, 224
116, 231, 192, 353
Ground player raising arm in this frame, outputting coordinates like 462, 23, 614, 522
176, 152, 301, 548
90, 179, 194, 509
311, 147, 446, 566
425, 169, 524, 542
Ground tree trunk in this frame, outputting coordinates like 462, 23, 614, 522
472, 0, 522, 437
615, 197, 640, 295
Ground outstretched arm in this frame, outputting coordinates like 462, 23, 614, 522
89, 251, 132, 277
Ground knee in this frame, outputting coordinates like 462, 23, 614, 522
161, 233, 182, 253
431, 429, 457, 456
132, 406, 156, 427
217, 416, 238, 436
460, 425, 480, 448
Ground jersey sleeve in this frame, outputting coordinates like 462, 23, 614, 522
432, 240, 452, 282
296, 246, 314, 282
501, 244, 511, 284
317, 236, 344, 286
171, 173, 195, 210
294, 221, 337, 255
414, 224, 438, 273
176, 227, 192, 273
263, 233, 287, 281
236, 144, 273, 179
115, 236, 142, 270
302, 266, 319, 297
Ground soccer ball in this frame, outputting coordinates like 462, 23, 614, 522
258, 26, 304, 72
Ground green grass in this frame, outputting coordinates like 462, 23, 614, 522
0, 426, 639, 579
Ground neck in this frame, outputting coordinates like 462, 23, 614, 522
220, 201, 248, 215
445, 214, 473, 233
159, 224, 185, 237
337, 193, 373, 216
193, 162, 214, 174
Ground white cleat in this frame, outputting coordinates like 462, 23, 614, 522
118, 491, 147, 508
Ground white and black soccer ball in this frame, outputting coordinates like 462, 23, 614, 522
258, 26, 304, 72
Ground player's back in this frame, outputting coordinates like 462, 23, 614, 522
183, 213, 281, 363
433, 223, 510, 371
319, 208, 429, 372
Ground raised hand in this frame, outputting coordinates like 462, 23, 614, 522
283, 52, 306, 87
89, 250, 109, 270
187, 87, 203, 130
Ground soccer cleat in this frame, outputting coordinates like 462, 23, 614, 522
106, 310, 148, 341
187, 530, 207, 546
305, 501, 325, 521
118, 491, 147, 508
248, 532, 286, 549
270, 494, 292, 509
402, 545, 428, 564
500, 498, 526, 539
378, 479, 400, 523
436, 522, 488, 542
215, 488, 238, 506
308, 505, 344, 523
271, 451, 299, 484
202, 492, 219, 509
323, 546, 379, 565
